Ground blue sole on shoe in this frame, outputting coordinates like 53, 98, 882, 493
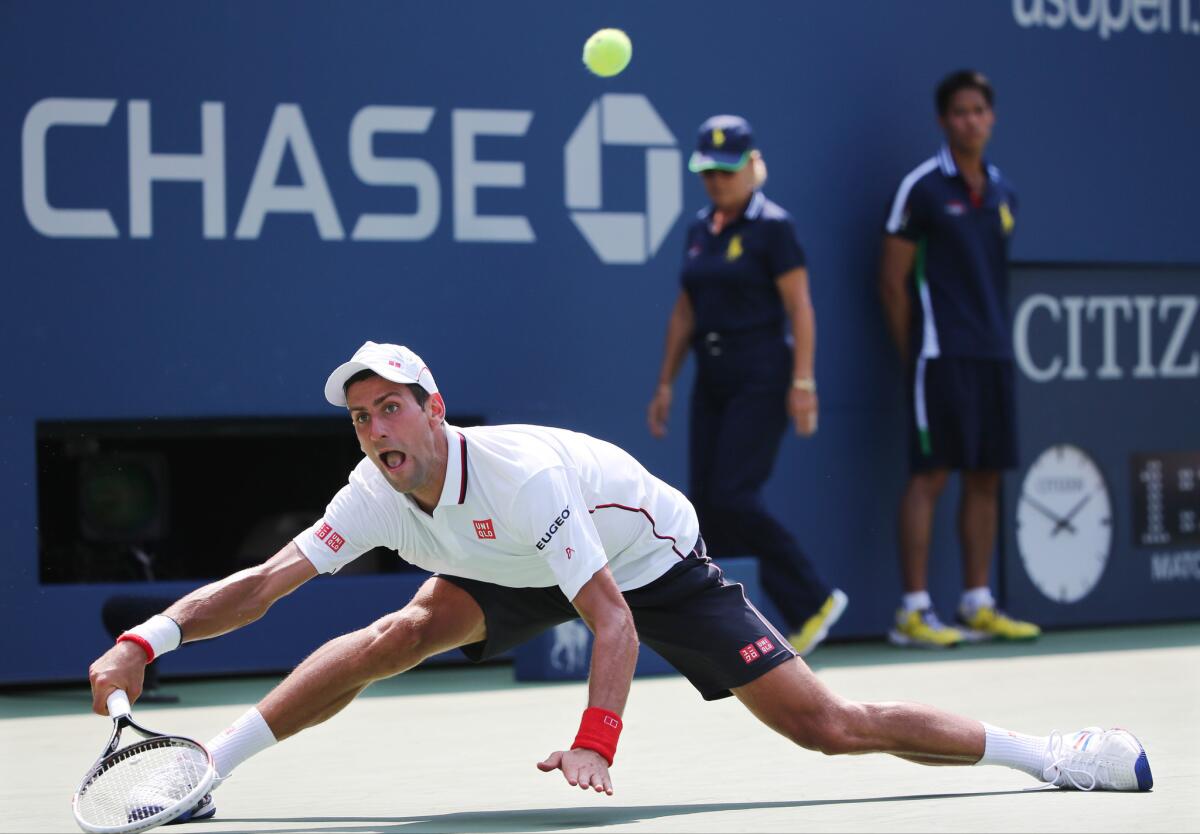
1134, 750, 1154, 791
166, 796, 215, 824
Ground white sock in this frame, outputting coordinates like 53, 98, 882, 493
902, 591, 932, 613
977, 722, 1048, 780
960, 586, 995, 615
206, 707, 278, 782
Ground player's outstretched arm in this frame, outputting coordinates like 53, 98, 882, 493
88, 542, 318, 714
537, 566, 637, 796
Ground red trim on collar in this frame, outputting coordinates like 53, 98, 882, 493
457, 432, 468, 504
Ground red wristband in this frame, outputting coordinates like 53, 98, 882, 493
571, 707, 622, 766
117, 633, 155, 663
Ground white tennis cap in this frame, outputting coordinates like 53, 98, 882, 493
324, 341, 439, 406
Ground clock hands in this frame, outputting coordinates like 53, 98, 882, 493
1051, 491, 1094, 537
1022, 489, 1098, 537
1020, 493, 1078, 535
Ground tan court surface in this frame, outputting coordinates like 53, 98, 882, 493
3, 623, 1198, 833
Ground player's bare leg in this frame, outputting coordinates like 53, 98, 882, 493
195, 577, 484, 811
732, 655, 1152, 789
733, 656, 984, 765
258, 576, 486, 740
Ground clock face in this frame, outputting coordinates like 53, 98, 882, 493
1016, 444, 1113, 604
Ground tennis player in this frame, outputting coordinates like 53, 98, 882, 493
87, 341, 1153, 821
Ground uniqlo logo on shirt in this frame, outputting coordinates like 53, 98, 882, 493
473, 519, 496, 539
739, 644, 760, 664
325, 532, 345, 552
755, 637, 775, 654
315, 523, 332, 541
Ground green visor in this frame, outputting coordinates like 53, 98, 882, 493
688, 149, 751, 173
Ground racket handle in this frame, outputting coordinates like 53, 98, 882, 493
106, 689, 132, 718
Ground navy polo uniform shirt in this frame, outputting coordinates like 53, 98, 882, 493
885, 144, 1017, 360
884, 145, 1019, 471
681, 190, 806, 379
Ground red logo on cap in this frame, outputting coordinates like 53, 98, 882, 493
473, 519, 496, 539
388, 360, 405, 370
739, 644, 760, 664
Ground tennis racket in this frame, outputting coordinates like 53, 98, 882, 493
72, 689, 215, 834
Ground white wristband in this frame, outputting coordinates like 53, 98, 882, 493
121, 614, 183, 661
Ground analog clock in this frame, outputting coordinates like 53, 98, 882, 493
1016, 444, 1113, 604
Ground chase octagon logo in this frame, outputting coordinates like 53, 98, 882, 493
564, 94, 682, 265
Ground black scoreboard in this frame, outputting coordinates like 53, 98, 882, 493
1132, 451, 1200, 549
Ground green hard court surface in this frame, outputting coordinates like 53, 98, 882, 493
3, 623, 1197, 833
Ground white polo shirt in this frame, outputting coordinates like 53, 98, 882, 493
295, 422, 699, 600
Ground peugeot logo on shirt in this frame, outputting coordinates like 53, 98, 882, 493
535, 506, 571, 550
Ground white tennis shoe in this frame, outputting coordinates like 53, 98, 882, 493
1042, 727, 1153, 791
124, 758, 219, 825
124, 769, 198, 824
167, 773, 223, 824
166, 792, 215, 824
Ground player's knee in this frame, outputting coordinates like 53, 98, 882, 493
363, 609, 435, 673
783, 703, 865, 756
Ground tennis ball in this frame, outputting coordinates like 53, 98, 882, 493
582, 28, 632, 77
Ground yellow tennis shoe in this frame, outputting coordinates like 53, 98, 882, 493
888, 608, 964, 648
957, 605, 1041, 641
788, 589, 848, 656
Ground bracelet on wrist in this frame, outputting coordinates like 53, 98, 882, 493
117, 614, 182, 663
791, 377, 816, 393
571, 707, 623, 766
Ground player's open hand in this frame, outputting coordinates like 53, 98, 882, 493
88, 641, 148, 715
537, 748, 614, 795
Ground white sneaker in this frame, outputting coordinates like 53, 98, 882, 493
125, 771, 200, 825
1042, 727, 1153, 791
124, 751, 218, 825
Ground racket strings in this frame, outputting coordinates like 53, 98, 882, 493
76, 739, 209, 826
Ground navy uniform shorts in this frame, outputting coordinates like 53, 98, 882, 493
908, 355, 1018, 472
438, 539, 797, 701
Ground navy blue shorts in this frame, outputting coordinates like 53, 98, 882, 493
438, 539, 797, 701
908, 356, 1018, 472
